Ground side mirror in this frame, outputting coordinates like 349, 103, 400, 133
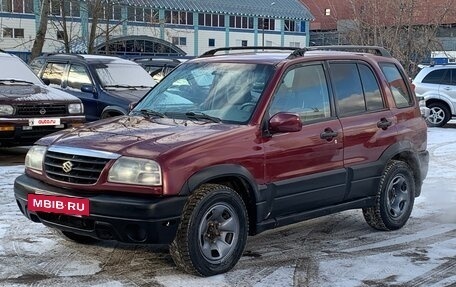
42, 78, 50, 86
81, 84, 96, 94
128, 102, 137, 112
268, 112, 302, 134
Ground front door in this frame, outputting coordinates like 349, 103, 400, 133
263, 63, 345, 217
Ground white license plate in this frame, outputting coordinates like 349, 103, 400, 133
28, 118, 61, 126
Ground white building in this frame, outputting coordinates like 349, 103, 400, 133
0, 0, 314, 58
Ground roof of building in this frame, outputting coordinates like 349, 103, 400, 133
112, 0, 314, 20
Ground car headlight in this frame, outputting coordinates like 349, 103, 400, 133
68, 103, 83, 114
0, 105, 14, 115
25, 145, 47, 172
108, 157, 162, 186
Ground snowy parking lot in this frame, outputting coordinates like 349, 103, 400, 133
0, 126, 455, 287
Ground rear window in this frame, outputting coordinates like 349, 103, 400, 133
379, 63, 413, 108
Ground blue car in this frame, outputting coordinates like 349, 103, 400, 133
30, 54, 156, 121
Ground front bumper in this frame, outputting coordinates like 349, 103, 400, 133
0, 116, 85, 146
14, 174, 187, 244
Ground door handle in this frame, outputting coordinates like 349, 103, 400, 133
320, 128, 338, 141
377, 118, 392, 130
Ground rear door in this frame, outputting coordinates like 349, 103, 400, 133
329, 61, 398, 201
264, 62, 345, 217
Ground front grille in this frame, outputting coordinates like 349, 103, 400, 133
16, 104, 67, 116
44, 151, 110, 184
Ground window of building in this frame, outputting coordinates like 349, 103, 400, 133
229, 16, 253, 29
13, 0, 23, 13
71, 1, 80, 17
50, 0, 60, 15
284, 20, 296, 32
235, 40, 248, 46
172, 37, 186, 46
259, 18, 275, 31
128, 6, 135, 21
135, 7, 143, 22
24, 0, 33, 13
198, 13, 224, 27
325, 8, 331, 16
2, 28, 13, 38
208, 38, 215, 47
113, 5, 121, 20
13, 28, 23, 38
265, 40, 273, 46
57, 30, 64, 40
2, 0, 12, 12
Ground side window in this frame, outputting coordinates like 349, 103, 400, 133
380, 63, 413, 108
330, 63, 365, 115
42, 62, 66, 86
269, 64, 331, 122
421, 69, 447, 84
358, 64, 384, 111
67, 64, 92, 90
28, 58, 45, 75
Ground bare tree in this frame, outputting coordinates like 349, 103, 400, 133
338, 0, 456, 76
31, 0, 51, 60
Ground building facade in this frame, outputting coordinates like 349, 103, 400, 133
0, 0, 313, 57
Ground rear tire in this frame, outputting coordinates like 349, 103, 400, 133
426, 102, 451, 127
363, 160, 415, 231
170, 184, 248, 276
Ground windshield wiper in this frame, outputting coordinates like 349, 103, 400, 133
0, 79, 34, 85
104, 84, 138, 90
185, 112, 221, 123
137, 109, 166, 118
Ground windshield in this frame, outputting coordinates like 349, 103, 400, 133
132, 62, 273, 124
0, 56, 42, 85
95, 62, 156, 89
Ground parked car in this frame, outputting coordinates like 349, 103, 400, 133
0, 51, 85, 147
29, 54, 156, 122
413, 64, 456, 127
131, 57, 182, 82
15, 46, 428, 276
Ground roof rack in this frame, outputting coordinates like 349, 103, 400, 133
43, 53, 85, 59
287, 45, 392, 59
131, 56, 182, 63
200, 46, 299, 57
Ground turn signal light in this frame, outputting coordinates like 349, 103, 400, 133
0, 125, 14, 131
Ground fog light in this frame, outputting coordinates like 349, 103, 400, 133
0, 125, 14, 131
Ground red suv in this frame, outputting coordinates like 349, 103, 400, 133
14, 46, 429, 276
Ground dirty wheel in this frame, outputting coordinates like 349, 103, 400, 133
56, 230, 100, 244
363, 160, 415, 231
426, 102, 450, 127
170, 184, 248, 276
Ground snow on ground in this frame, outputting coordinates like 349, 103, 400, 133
0, 125, 455, 286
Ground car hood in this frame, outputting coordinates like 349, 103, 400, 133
0, 84, 80, 102
40, 116, 241, 159
104, 89, 151, 102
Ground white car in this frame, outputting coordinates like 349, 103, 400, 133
413, 65, 456, 127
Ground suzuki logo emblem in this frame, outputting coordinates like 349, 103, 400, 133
39, 108, 46, 115
62, 161, 73, 173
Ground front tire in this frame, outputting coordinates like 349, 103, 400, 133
426, 102, 451, 127
363, 161, 415, 231
170, 184, 248, 276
